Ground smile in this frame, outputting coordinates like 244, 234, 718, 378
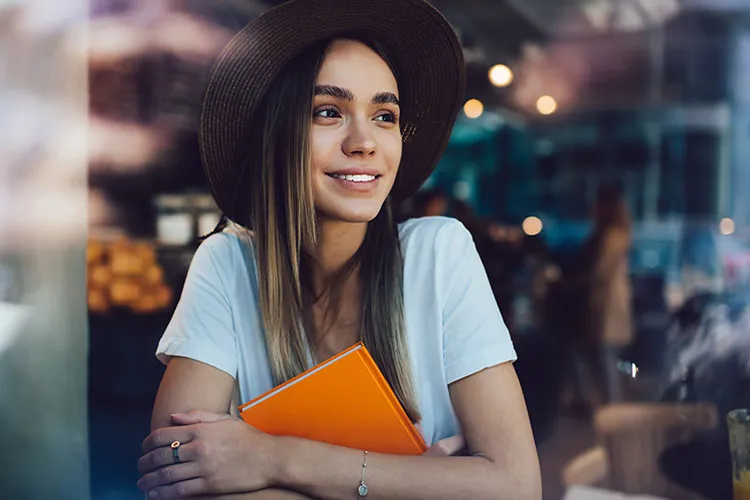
325, 172, 383, 193
326, 173, 381, 183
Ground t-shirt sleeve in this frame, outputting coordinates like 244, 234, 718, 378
440, 221, 517, 384
156, 235, 237, 377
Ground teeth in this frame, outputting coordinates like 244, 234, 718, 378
331, 174, 376, 182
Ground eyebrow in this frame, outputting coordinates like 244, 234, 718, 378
314, 85, 399, 106
372, 92, 400, 106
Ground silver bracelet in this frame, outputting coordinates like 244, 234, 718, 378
357, 450, 369, 497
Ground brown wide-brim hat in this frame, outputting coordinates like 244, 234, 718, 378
199, 0, 466, 226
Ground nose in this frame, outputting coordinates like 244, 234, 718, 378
342, 118, 376, 158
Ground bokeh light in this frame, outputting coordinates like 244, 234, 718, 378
536, 95, 558, 115
720, 217, 736, 236
522, 216, 543, 236
463, 99, 484, 119
489, 64, 513, 87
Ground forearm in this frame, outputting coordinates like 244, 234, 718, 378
274, 437, 539, 500
247, 489, 313, 499
199, 489, 314, 499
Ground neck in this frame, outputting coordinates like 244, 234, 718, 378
310, 218, 368, 291
305, 219, 367, 351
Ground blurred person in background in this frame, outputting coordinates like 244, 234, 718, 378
451, 200, 552, 333
553, 185, 633, 414
136, 1, 541, 499
452, 200, 519, 322
394, 188, 448, 222
411, 189, 449, 219
452, 199, 484, 236
584, 185, 633, 403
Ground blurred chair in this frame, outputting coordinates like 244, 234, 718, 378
562, 403, 718, 500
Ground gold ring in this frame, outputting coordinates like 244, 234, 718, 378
171, 440, 181, 464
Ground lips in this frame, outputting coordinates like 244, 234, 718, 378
327, 173, 379, 183
326, 167, 382, 178
325, 168, 382, 192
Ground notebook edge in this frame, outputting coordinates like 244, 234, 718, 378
238, 342, 364, 412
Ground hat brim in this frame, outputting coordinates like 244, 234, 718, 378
199, 0, 466, 224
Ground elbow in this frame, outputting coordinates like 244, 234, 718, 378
491, 474, 541, 500
496, 476, 541, 500
484, 458, 542, 500
515, 479, 543, 500
513, 468, 542, 500
510, 456, 542, 500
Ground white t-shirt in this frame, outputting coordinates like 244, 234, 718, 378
156, 216, 516, 446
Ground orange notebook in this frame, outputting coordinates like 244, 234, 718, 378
238, 342, 427, 455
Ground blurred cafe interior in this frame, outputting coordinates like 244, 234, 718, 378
2, 0, 750, 499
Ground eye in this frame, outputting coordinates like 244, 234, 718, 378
375, 112, 398, 124
314, 107, 341, 119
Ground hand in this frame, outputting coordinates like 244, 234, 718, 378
423, 434, 466, 457
137, 411, 279, 499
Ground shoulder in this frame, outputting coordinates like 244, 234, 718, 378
190, 228, 252, 285
398, 216, 471, 254
398, 217, 476, 292
198, 230, 238, 257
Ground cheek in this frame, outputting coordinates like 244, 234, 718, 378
383, 133, 403, 172
310, 130, 336, 174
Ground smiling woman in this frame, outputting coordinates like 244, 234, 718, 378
310, 40, 403, 225
138, 1, 541, 499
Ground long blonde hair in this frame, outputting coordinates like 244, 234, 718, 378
234, 38, 421, 422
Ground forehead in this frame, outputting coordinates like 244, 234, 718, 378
316, 39, 398, 96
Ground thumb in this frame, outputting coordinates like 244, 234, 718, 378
170, 410, 233, 425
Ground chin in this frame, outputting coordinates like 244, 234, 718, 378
318, 200, 386, 224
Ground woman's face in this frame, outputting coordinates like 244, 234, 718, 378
310, 39, 402, 223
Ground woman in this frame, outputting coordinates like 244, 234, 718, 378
137, 0, 540, 498
584, 185, 633, 404
410, 189, 449, 219
559, 185, 633, 411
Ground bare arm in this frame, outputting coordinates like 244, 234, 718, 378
197, 492, 312, 500
149, 357, 313, 499
592, 228, 630, 281
273, 362, 541, 500
151, 357, 234, 431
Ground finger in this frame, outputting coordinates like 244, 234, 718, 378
171, 410, 232, 425
146, 477, 209, 499
138, 441, 198, 474
137, 462, 201, 492
142, 426, 196, 454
